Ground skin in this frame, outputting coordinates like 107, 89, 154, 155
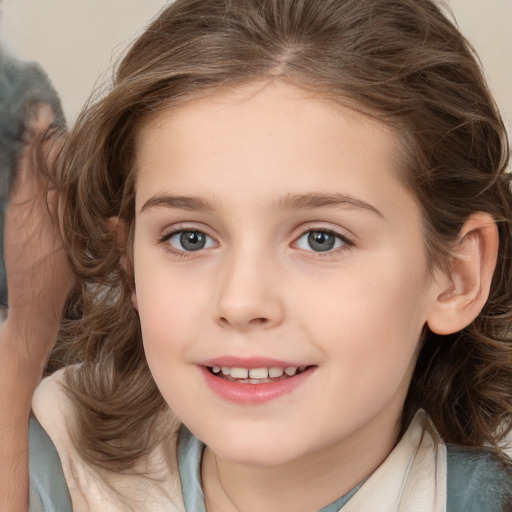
0, 104, 72, 512
132, 81, 452, 512
0, 82, 497, 511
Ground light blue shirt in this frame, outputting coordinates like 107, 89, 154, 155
28, 415, 512, 511
177, 425, 364, 512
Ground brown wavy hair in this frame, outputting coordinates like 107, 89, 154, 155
51, 0, 512, 470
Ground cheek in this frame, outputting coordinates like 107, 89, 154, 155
134, 276, 202, 405
134, 257, 211, 361
299, 258, 428, 337
137, 283, 194, 349
296, 253, 430, 394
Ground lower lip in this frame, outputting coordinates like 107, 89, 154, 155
200, 366, 315, 404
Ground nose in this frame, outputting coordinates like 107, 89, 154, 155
214, 250, 285, 331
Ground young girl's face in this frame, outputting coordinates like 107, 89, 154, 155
132, 81, 442, 468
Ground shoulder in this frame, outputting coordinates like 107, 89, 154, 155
31, 368, 186, 511
446, 444, 512, 512
32, 368, 76, 463
28, 414, 72, 512
30, 369, 77, 511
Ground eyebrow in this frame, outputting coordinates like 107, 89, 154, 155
275, 192, 384, 218
140, 192, 383, 218
141, 194, 215, 213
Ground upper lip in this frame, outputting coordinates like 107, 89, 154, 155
200, 356, 310, 369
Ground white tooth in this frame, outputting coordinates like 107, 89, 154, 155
284, 367, 298, 376
249, 379, 262, 384
230, 367, 249, 379
221, 367, 230, 375
212, 366, 221, 374
269, 367, 284, 378
249, 368, 269, 379
299, 366, 306, 372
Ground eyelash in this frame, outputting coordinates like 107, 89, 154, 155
293, 228, 354, 258
159, 228, 215, 258
158, 227, 354, 258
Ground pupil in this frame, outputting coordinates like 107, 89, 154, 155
180, 231, 205, 251
308, 231, 335, 252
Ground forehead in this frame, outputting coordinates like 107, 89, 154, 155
134, 81, 414, 219
137, 81, 401, 149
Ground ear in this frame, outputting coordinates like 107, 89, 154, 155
107, 216, 124, 248
426, 212, 498, 335
131, 289, 139, 311
109, 216, 139, 311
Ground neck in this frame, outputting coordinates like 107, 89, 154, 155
201, 408, 402, 512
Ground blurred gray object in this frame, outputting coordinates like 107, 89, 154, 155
0, 49, 65, 304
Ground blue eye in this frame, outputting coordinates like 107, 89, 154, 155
166, 230, 216, 252
295, 230, 346, 252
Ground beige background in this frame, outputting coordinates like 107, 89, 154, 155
0, 0, 510, 135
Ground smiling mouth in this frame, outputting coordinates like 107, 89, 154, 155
206, 365, 313, 384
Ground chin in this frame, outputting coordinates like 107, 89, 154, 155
204, 427, 310, 468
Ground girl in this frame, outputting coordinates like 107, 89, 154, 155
2, 0, 512, 510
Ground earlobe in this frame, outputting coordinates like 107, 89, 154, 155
107, 216, 120, 237
427, 212, 498, 335
131, 289, 139, 311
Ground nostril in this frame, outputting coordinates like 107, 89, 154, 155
249, 317, 269, 325
216, 307, 279, 329
218, 316, 269, 327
